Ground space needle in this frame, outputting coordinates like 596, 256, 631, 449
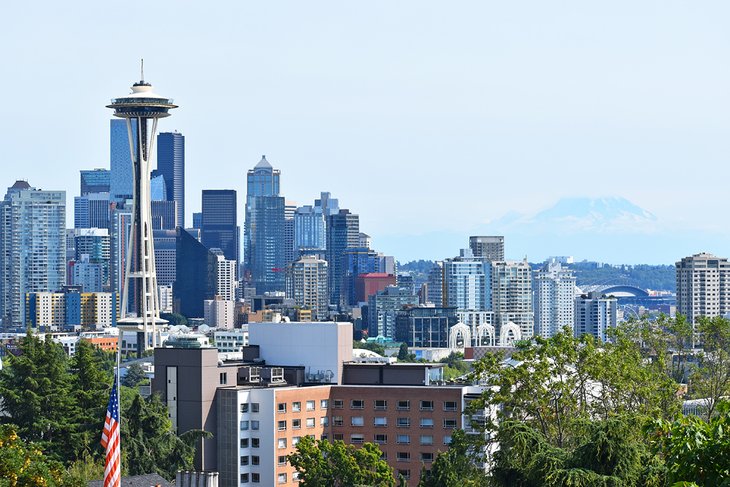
107, 61, 177, 356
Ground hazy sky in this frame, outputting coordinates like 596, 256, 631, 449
2, 1, 729, 264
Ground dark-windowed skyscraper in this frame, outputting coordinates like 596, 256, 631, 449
157, 131, 185, 228
326, 209, 359, 307
244, 156, 286, 294
201, 190, 238, 266
80, 169, 110, 195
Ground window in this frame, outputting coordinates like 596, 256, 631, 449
278, 438, 287, 449
333, 416, 343, 426
333, 399, 344, 409
306, 400, 315, 411
420, 435, 434, 445
240, 473, 249, 483
278, 455, 287, 466
321, 434, 329, 441
252, 438, 260, 448
277, 420, 287, 431
374, 417, 387, 427
278, 473, 287, 484
292, 419, 301, 429
251, 420, 259, 430
240, 421, 249, 431
240, 456, 249, 466
443, 435, 453, 445
241, 403, 249, 413
397, 417, 411, 428
421, 452, 434, 462
306, 417, 315, 428
321, 416, 329, 426
293, 472, 300, 481
278, 403, 287, 413
219, 372, 227, 384
251, 403, 260, 413
293, 436, 301, 446
420, 418, 434, 428
351, 399, 365, 409
321, 399, 329, 409
443, 419, 457, 429
351, 416, 364, 427
397, 434, 411, 444
374, 399, 387, 410
420, 400, 434, 411
374, 434, 387, 444
333, 433, 344, 440
252, 473, 260, 483
398, 470, 411, 480
444, 401, 458, 411
397, 400, 410, 410
252, 455, 260, 466
240, 438, 249, 448
351, 434, 365, 444
292, 401, 301, 412
397, 451, 411, 462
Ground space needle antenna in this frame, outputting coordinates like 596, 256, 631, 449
140, 58, 144, 82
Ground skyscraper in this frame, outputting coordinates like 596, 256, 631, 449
676, 253, 730, 325
107, 68, 177, 354
443, 249, 489, 312
80, 169, 111, 195
174, 228, 217, 318
109, 118, 137, 202
469, 236, 505, 261
286, 256, 329, 321
367, 285, 419, 339
201, 189, 239, 264
0, 181, 66, 327
326, 209, 360, 308
74, 227, 111, 291
244, 156, 285, 294
533, 261, 576, 338
74, 192, 111, 229
574, 292, 617, 342
491, 259, 534, 339
157, 131, 185, 228
283, 202, 297, 268
293, 205, 326, 255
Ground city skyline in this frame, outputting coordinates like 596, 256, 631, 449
3, 2, 730, 264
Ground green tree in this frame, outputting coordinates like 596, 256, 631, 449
691, 316, 730, 418
397, 343, 409, 361
0, 424, 69, 486
419, 430, 488, 487
354, 340, 386, 357
0, 332, 78, 461
121, 363, 147, 388
647, 401, 730, 486
160, 312, 187, 327
287, 436, 395, 486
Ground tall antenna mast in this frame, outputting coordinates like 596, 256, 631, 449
140, 58, 145, 82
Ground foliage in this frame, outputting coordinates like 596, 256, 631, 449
121, 363, 147, 388
0, 424, 69, 486
160, 312, 187, 327
440, 352, 470, 381
690, 316, 730, 418
397, 343, 409, 361
568, 262, 676, 292
287, 436, 395, 486
647, 401, 730, 486
418, 430, 488, 487
354, 340, 386, 357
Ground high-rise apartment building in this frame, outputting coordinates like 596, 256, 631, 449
469, 235, 504, 261
533, 261, 576, 338
153, 229, 177, 287
212, 249, 237, 301
286, 256, 329, 321
109, 118, 137, 202
80, 169, 110, 195
491, 259, 534, 339
326, 210, 359, 308
443, 249, 489, 312
293, 205, 326, 255
0, 181, 65, 327
283, 203, 297, 267
676, 253, 730, 325
157, 131, 185, 228
425, 262, 444, 307
201, 190, 239, 264
244, 157, 286, 294
574, 292, 617, 342
367, 285, 419, 339
74, 228, 111, 291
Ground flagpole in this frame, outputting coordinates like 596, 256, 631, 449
116, 326, 121, 453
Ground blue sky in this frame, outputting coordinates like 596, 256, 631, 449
2, 1, 729, 264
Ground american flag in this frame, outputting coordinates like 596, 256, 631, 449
100, 380, 121, 487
